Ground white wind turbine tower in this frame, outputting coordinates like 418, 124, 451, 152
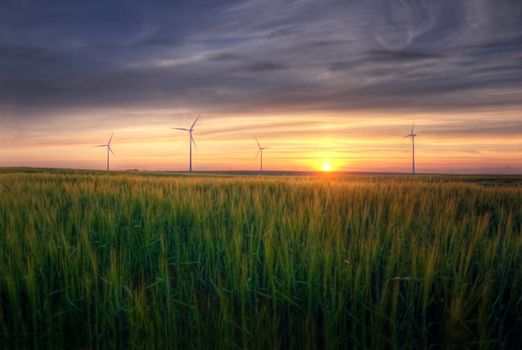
403, 121, 417, 175
255, 138, 268, 173
171, 113, 201, 172
95, 133, 115, 172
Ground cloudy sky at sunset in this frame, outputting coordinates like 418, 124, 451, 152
1, 0, 521, 173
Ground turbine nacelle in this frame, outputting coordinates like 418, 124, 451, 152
255, 137, 268, 150
404, 121, 417, 138
95, 133, 116, 155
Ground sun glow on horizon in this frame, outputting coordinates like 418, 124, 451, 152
1, 111, 522, 174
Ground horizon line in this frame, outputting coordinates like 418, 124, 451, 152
1, 166, 521, 177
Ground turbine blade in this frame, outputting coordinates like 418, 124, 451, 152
255, 149, 260, 158
191, 134, 198, 151
95, 144, 107, 147
411, 120, 415, 134
190, 113, 202, 129
108, 132, 114, 145
109, 146, 116, 156
171, 127, 189, 131
403, 135, 411, 138
255, 137, 261, 148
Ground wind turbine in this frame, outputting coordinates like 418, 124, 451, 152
255, 138, 268, 173
95, 133, 115, 172
171, 113, 201, 172
403, 121, 417, 175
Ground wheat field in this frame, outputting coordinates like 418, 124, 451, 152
0, 169, 521, 348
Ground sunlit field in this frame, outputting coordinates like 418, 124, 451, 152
0, 169, 521, 348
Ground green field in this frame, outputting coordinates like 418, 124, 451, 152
0, 169, 521, 348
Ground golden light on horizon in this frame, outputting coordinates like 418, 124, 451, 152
1, 110, 521, 174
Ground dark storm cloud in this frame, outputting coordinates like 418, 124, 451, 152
1, 0, 522, 116
243, 62, 287, 72
207, 53, 242, 62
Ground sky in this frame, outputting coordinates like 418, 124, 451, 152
1, 0, 521, 173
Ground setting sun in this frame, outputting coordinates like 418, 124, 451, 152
322, 163, 332, 172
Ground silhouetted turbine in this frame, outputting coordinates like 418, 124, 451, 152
95, 133, 115, 172
403, 121, 417, 175
255, 138, 268, 173
172, 114, 201, 172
